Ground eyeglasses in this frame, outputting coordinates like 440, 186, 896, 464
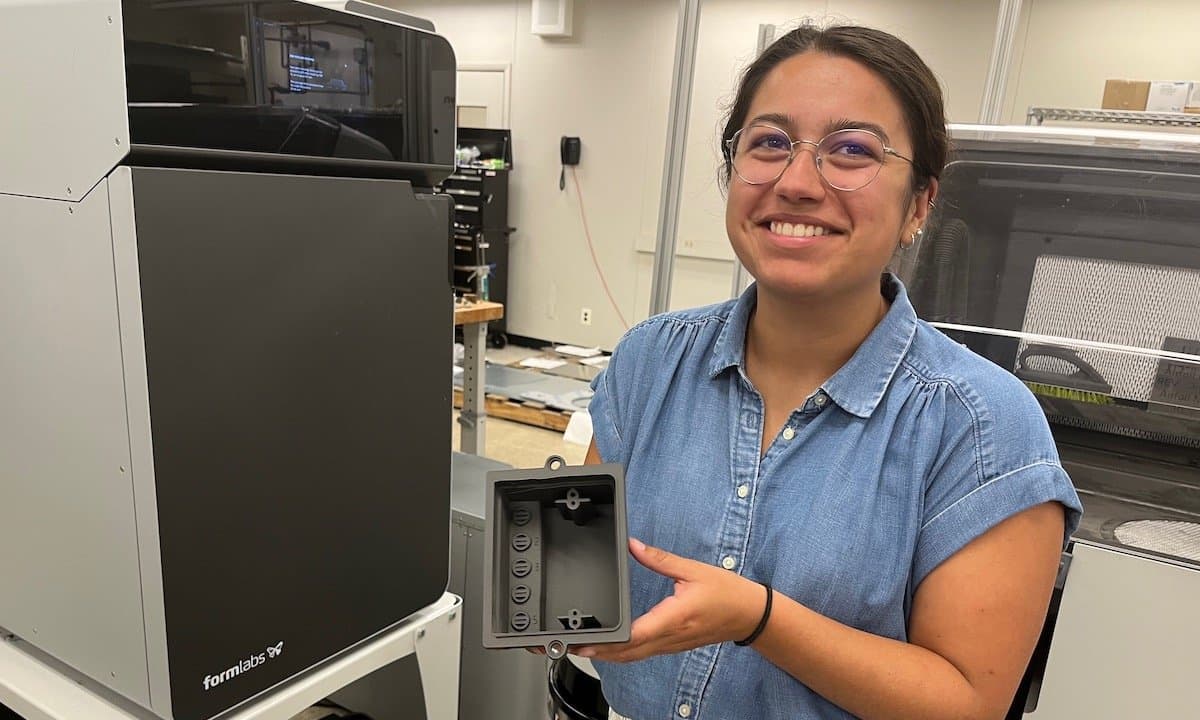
726, 124, 914, 191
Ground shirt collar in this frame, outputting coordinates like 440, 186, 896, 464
708, 274, 918, 419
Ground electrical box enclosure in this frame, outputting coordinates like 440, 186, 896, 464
483, 457, 630, 658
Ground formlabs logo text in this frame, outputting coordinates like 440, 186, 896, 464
202, 642, 284, 691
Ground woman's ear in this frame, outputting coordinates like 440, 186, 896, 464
909, 177, 939, 234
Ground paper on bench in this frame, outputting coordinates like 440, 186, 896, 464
519, 356, 568, 370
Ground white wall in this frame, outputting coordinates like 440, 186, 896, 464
385, 1, 1001, 349
1005, 0, 1200, 124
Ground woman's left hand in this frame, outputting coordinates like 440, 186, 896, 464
572, 538, 766, 663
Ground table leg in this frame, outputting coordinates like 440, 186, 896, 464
459, 320, 487, 455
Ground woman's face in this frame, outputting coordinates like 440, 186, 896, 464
725, 51, 935, 301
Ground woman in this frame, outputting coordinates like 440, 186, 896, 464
577, 25, 1082, 720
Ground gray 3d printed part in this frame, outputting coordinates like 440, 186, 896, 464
483, 456, 630, 658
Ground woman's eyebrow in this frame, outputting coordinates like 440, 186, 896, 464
747, 112, 795, 129
746, 113, 896, 146
826, 117, 892, 144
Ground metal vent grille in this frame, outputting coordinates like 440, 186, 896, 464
1021, 255, 1200, 401
1113, 520, 1200, 563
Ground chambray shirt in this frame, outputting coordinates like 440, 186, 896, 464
587, 275, 1082, 720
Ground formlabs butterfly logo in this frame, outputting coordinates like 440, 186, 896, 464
202, 641, 285, 691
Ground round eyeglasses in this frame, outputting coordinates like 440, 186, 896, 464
726, 124, 914, 191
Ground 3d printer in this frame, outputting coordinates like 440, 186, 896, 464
0, 2, 456, 719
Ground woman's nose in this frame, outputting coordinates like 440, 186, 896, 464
773, 145, 826, 203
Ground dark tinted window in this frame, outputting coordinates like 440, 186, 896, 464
122, 0, 455, 165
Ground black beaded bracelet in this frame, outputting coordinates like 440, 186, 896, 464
734, 582, 773, 647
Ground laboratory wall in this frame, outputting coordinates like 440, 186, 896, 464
1004, 0, 1200, 124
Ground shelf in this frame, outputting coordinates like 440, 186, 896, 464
1027, 107, 1200, 128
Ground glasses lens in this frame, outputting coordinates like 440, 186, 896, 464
732, 125, 793, 184
816, 129, 885, 190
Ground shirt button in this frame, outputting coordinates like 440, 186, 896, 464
678, 703, 692, 718
721, 555, 737, 570
737, 484, 750, 499
782, 426, 795, 441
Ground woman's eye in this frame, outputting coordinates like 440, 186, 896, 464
830, 142, 872, 156
753, 134, 791, 150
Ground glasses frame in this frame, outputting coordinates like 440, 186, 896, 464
725, 124, 914, 191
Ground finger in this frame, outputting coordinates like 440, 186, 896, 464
629, 538, 697, 581
627, 595, 686, 642
575, 640, 656, 664
579, 601, 682, 663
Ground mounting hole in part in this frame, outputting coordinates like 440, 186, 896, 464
545, 455, 565, 470
511, 507, 532, 526
512, 532, 532, 552
511, 585, 531, 604
547, 640, 567, 658
512, 558, 531, 577
511, 612, 530, 632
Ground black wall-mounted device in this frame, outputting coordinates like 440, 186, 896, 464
560, 136, 581, 166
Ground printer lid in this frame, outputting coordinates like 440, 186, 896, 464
121, 0, 455, 183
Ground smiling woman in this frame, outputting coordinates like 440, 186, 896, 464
581, 23, 1082, 720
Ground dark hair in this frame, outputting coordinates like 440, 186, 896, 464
720, 24, 948, 194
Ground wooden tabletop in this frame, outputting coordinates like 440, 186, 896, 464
453, 300, 504, 326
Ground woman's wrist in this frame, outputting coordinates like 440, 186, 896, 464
735, 581, 773, 646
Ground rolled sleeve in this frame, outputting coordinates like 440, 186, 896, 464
914, 461, 1082, 587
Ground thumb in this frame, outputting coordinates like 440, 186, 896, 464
629, 537, 695, 581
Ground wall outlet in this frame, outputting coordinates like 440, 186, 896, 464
580, 308, 592, 326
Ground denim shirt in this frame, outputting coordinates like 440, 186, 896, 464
587, 275, 1082, 720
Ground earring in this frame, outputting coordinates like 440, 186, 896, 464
900, 227, 923, 251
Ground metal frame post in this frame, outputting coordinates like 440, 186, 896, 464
459, 320, 487, 455
979, 0, 1024, 124
647, 0, 702, 316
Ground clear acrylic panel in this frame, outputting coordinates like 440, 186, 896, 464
900, 127, 1200, 450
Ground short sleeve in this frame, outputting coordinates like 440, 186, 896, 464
913, 381, 1083, 588
588, 330, 644, 467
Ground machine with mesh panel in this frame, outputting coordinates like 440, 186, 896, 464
902, 125, 1200, 718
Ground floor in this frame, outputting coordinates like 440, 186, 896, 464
450, 344, 589, 469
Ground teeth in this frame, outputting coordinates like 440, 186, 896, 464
770, 221, 830, 238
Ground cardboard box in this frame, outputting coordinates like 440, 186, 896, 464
1146, 81, 1193, 112
1102, 79, 1150, 110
